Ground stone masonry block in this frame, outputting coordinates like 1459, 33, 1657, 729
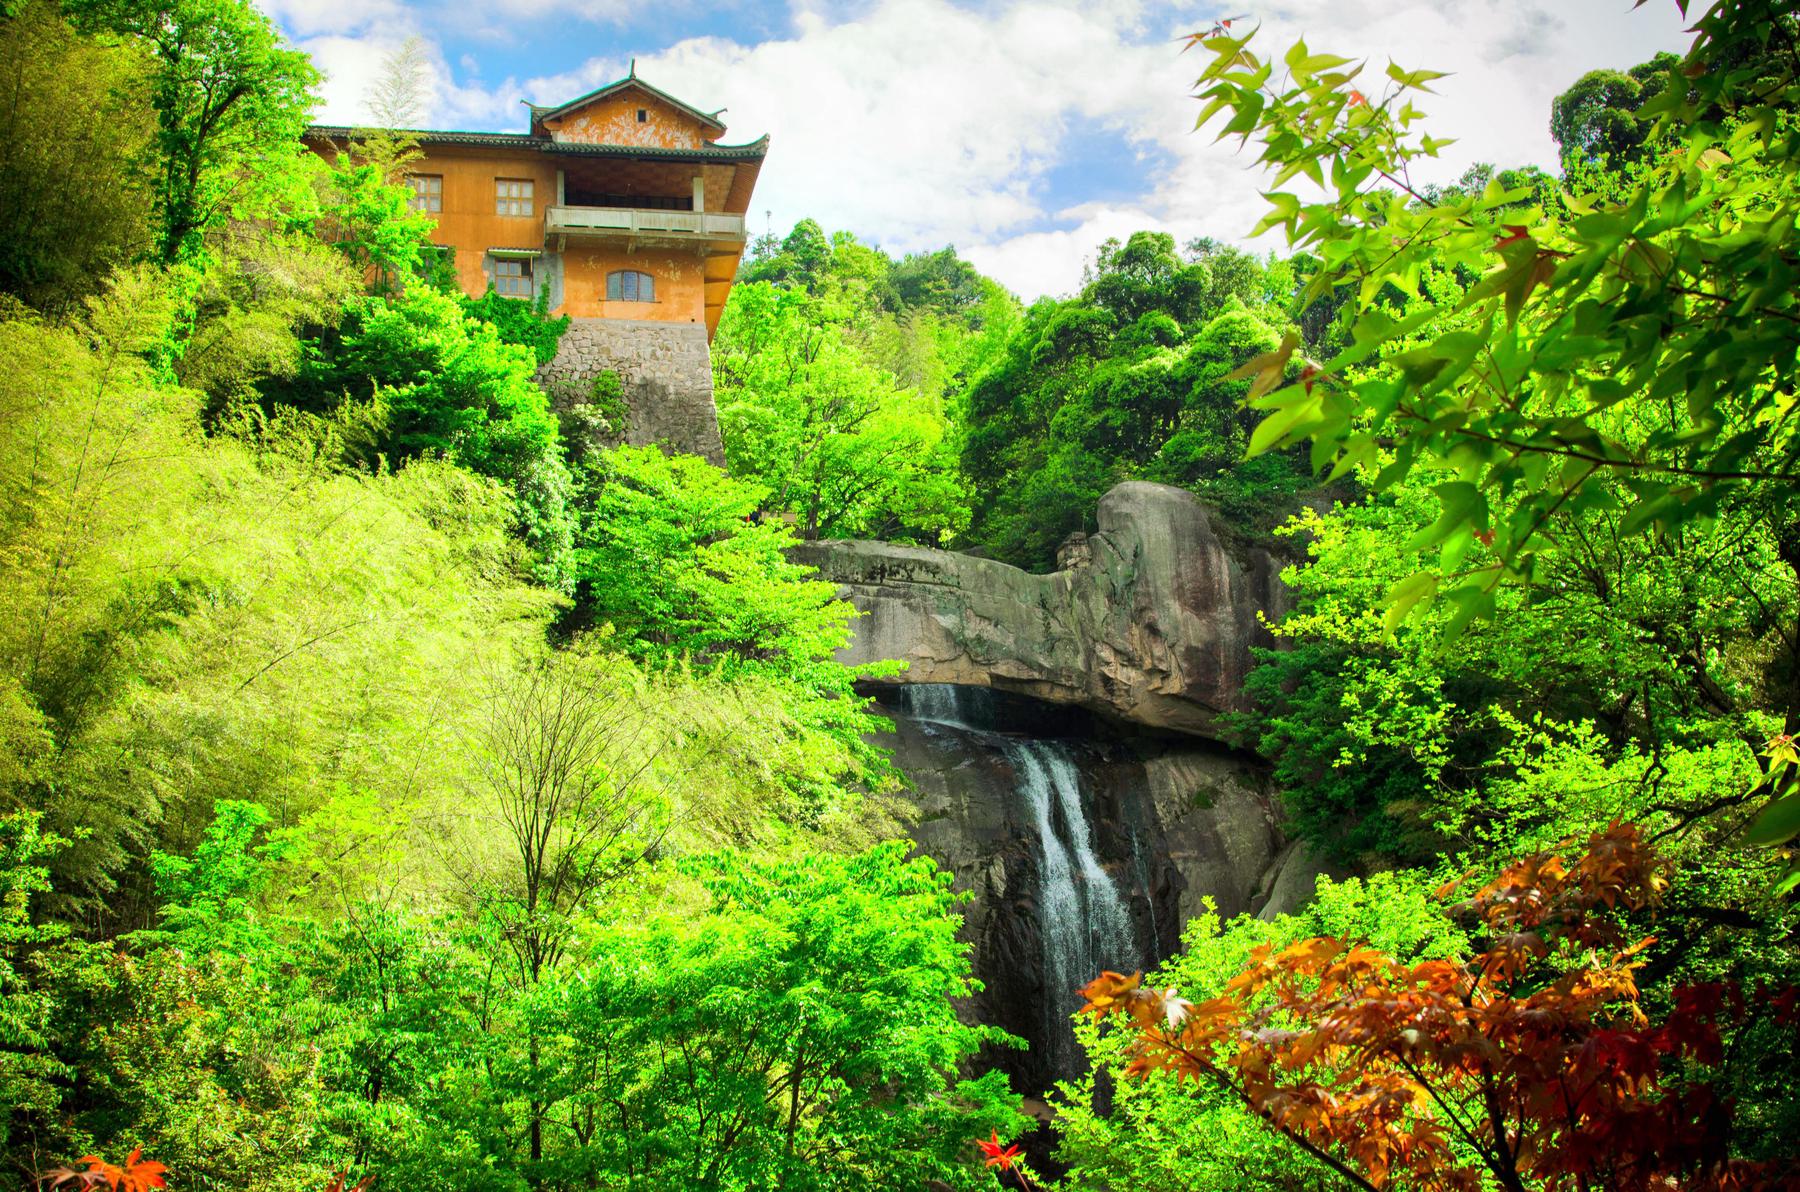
535, 317, 726, 465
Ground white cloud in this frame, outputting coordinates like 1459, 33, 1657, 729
262, 0, 1698, 298
585, 1, 1186, 287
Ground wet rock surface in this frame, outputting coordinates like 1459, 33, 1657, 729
876, 686, 1288, 1095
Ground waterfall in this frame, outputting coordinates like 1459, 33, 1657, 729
1000, 738, 1137, 1078
901, 684, 1138, 1080
903, 682, 977, 728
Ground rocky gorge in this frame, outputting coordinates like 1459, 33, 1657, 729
798, 481, 1331, 1095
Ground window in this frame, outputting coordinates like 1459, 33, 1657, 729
636, 108, 647, 122
408, 174, 442, 213
494, 257, 532, 298
606, 269, 654, 302
495, 178, 534, 217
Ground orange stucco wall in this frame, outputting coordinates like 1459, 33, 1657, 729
395, 144, 558, 298
304, 106, 751, 336
560, 245, 707, 322
542, 90, 715, 149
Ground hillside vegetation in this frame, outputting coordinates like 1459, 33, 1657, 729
2, 0, 1798, 1189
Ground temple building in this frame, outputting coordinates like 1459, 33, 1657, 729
304, 67, 767, 463
304, 66, 767, 340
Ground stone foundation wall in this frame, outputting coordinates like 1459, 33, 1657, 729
535, 317, 725, 465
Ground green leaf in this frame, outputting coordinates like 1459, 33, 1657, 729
1405, 481, 1483, 551
1247, 391, 1321, 457
1385, 61, 1448, 92
1439, 584, 1495, 641
1382, 571, 1438, 635
1746, 789, 1800, 847
1194, 91, 1234, 130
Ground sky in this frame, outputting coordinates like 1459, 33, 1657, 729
263, 0, 1699, 300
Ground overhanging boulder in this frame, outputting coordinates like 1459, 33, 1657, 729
794, 481, 1289, 738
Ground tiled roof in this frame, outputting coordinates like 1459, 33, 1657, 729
303, 126, 769, 163
545, 136, 768, 162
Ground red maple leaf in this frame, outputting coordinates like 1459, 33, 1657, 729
976, 1129, 1023, 1171
1494, 224, 1531, 250
45, 1150, 166, 1192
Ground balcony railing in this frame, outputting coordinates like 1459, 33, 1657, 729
545, 206, 746, 239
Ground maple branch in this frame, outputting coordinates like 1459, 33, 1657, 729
1395, 1053, 1492, 1170
1479, 1067, 1531, 1192
1396, 417, 1799, 484
1142, 1037, 1385, 1192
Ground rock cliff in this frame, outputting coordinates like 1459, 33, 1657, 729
803, 484, 1322, 1095
795, 481, 1289, 736
876, 686, 1297, 1094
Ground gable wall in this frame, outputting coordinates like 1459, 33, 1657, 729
544, 92, 714, 149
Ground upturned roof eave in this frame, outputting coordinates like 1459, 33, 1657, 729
302, 126, 769, 162
529, 74, 728, 136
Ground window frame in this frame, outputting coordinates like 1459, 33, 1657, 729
495, 178, 535, 217
606, 269, 655, 303
494, 256, 533, 298
408, 174, 443, 214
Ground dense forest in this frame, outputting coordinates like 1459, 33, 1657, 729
2, 0, 1799, 1189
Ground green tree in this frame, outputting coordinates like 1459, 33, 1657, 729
0, 812, 75, 1152
0, 268, 560, 909
1200, 0, 1800, 876
141, 800, 287, 959
177, 226, 360, 407
715, 281, 968, 542
0, 2, 154, 311
960, 239, 1308, 569
460, 647, 669, 1166
742, 217, 835, 293
575, 445, 859, 677
571, 445, 897, 809
553, 843, 1025, 1190
308, 145, 435, 291
884, 245, 986, 316
284, 287, 561, 479
270, 285, 574, 584
461, 286, 571, 369
1548, 53, 1678, 172
301, 905, 491, 1181
67, 0, 319, 262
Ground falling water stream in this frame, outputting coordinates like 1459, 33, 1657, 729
899, 684, 1139, 1079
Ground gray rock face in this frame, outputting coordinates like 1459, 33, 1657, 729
796, 482, 1289, 736
1254, 840, 1336, 922
876, 687, 1286, 1094
536, 317, 725, 465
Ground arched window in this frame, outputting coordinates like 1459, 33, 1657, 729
607, 270, 654, 302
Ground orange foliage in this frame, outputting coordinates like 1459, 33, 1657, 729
1080, 824, 1797, 1192
41, 1149, 167, 1192
41, 1154, 374, 1192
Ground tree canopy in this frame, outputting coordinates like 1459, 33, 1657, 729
4, 1, 1800, 1188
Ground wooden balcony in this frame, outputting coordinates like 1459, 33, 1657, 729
545, 206, 746, 241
